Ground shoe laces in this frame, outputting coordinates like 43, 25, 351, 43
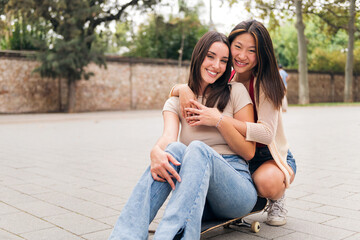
264, 196, 287, 217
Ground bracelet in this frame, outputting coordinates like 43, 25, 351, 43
216, 114, 224, 128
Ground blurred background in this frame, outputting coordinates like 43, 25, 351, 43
0, 0, 359, 113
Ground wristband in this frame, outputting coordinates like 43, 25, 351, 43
216, 114, 224, 128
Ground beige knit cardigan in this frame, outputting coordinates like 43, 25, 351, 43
245, 79, 294, 188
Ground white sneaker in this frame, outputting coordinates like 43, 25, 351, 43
265, 194, 288, 226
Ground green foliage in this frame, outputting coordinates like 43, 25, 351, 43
270, 21, 298, 68
6, 0, 161, 82
270, 16, 360, 73
6, 16, 49, 50
35, 35, 106, 81
4, 0, 161, 111
121, 6, 209, 60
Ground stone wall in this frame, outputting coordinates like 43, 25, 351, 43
286, 70, 359, 104
0, 51, 189, 113
0, 50, 358, 113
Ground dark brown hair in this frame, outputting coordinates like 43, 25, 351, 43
228, 20, 285, 109
188, 31, 232, 112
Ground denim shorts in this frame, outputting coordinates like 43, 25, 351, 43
249, 146, 297, 175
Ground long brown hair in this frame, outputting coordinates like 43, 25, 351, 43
188, 31, 232, 112
228, 20, 285, 109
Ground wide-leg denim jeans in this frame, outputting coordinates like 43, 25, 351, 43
108, 140, 257, 240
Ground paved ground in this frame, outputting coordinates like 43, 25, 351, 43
0, 106, 359, 240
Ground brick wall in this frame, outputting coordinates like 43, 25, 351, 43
0, 50, 358, 113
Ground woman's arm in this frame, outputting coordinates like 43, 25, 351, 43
217, 104, 256, 160
150, 111, 181, 190
169, 84, 197, 118
245, 92, 279, 145
220, 89, 279, 145
185, 100, 256, 160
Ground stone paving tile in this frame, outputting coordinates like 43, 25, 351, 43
274, 232, 327, 240
282, 217, 354, 239
344, 233, 360, 239
291, 184, 354, 199
323, 217, 360, 232
0, 212, 53, 235
43, 212, 111, 236
63, 187, 123, 207
81, 229, 113, 240
10, 200, 71, 218
333, 183, 360, 193
20, 227, 83, 240
287, 207, 336, 223
287, 198, 323, 210
0, 107, 359, 240
97, 215, 119, 226
313, 205, 360, 221
0, 202, 20, 215
0, 187, 39, 204
202, 229, 268, 240
0, 229, 24, 240
0, 175, 26, 186
301, 194, 360, 211
8, 184, 53, 195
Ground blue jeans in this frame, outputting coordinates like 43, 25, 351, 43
108, 140, 257, 240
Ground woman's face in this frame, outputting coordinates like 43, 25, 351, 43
200, 41, 229, 89
230, 33, 258, 76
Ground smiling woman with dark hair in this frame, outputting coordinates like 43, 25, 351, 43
108, 31, 257, 239
172, 19, 297, 227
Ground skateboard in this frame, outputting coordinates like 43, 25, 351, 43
201, 196, 268, 235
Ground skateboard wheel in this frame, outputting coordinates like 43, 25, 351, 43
251, 221, 260, 233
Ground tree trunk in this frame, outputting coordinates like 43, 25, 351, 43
177, 27, 185, 80
295, 0, 309, 104
344, 0, 355, 102
67, 79, 76, 113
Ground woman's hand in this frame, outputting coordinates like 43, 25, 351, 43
185, 100, 222, 127
150, 145, 181, 190
178, 85, 197, 118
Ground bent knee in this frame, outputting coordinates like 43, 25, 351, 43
188, 140, 207, 149
166, 142, 186, 161
253, 167, 285, 200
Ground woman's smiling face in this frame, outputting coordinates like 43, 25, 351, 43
200, 41, 229, 90
230, 33, 258, 76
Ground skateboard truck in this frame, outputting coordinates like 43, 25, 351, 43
224, 218, 261, 233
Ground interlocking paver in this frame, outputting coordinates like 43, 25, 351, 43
0, 229, 23, 240
43, 212, 110, 235
0, 106, 359, 239
0, 212, 53, 234
20, 227, 82, 240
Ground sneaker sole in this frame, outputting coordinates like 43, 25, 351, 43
265, 220, 286, 226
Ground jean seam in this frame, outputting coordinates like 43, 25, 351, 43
181, 159, 210, 238
213, 154, 253, 184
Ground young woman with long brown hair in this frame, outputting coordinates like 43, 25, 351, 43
171, 20, 297, 226
109, 31, 258, 239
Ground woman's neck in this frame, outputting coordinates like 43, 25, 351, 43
199, 82, 209, 97
234, 71, 252, 84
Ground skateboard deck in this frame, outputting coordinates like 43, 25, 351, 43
201, 196, 268, 234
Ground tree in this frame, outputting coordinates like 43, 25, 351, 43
229, 0, 311, 104
123, 6, 208, 61
344, 0, 357, 102
295, 0, 309, 104
5, 0, 161, 112
306, 0, 359, 102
